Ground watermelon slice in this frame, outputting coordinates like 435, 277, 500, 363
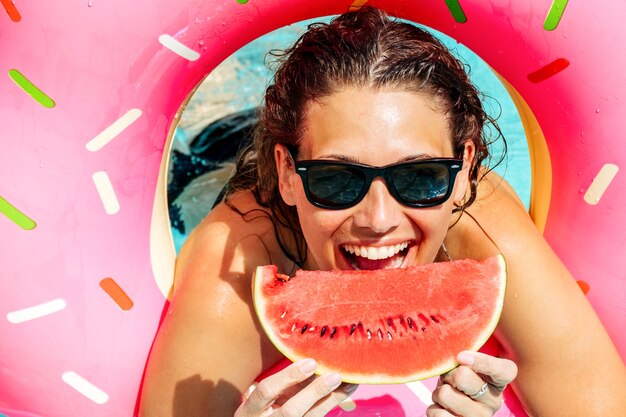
253, 255, 506, 384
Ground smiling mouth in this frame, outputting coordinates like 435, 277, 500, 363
340, 241, 412, 270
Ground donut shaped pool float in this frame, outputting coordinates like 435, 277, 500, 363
1, 0, 624, 416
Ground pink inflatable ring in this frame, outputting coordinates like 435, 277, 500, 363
1, 0, 624, 416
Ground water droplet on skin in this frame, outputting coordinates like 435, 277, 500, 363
596, 108, 601, 113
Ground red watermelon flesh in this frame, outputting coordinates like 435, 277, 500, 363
253, 255, 506, 384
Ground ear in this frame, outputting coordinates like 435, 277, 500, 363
275, 144, 297, 206
453, 141, 476, 204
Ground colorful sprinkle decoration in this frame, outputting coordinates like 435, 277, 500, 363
100, 278, 134, 311
527, 58, 569, 83
544, 0, 569, 31
1, 0, 21, 22
0, 195, 37, 230
8, 69, 55, 108
444, 0, 467, 23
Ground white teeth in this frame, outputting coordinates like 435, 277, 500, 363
342, 242, 409, 261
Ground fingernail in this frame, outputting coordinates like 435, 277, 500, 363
297, 358, 317, 375
339, 398, 357, 411
323, 372, 342, 388
344, 383, 359, 393
457, 351, 475, 365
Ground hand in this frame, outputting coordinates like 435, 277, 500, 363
427, 351, 518, 417
235, 359, 359, 417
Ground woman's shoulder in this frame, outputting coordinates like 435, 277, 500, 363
447, 169, 538, 260
173, 190, 291, 291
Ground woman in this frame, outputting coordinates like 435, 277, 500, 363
139, 7, 626, 416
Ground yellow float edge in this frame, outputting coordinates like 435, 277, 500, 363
496, 74, 552, 233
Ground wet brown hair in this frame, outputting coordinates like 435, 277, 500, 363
225, 6, 505, 267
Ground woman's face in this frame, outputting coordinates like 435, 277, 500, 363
276, 86, 473, 271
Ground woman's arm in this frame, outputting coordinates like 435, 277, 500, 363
461, 173, 626, 416
138, 201, 285, 416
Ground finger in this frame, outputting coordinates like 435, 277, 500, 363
425, 403, 456, 417
457, 351, 518, 390
303, 383, 359, 417
272, 373, 343, 417
439, 368, 503, 412
440, 365, 486, 397
432, 383, 492, 417
271, 375, 317, 407
243, 359, 318, 415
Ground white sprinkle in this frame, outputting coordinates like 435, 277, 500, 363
406, 380, 434, 406
85, 108, 142, 152
6, 298, 67, 323
158, 34, 200, 61
62, 371, 109, 404
92, 171, 120, 215
584, 163, 619, 205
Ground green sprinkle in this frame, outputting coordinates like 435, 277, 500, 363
8, 69, 55, 108
444, 0, 467, 23
236, 0, 249, 4
544, 0, 569, 31
0, 195, 37, 230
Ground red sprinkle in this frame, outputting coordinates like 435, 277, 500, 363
1, 0, 21, 22
576, 280, 590, 295
528, 58, 570, 83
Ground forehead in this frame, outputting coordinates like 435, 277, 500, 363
299, 87, 453, 164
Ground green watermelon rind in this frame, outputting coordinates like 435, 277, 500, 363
253, 254, 507, 384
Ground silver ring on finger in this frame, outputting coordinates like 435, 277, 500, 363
469, 382, 489, 399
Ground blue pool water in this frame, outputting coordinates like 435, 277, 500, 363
170, 18, 530, 252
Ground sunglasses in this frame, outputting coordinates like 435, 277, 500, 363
288, 151, 464, 210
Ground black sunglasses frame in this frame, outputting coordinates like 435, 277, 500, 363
288, 151, 464, 210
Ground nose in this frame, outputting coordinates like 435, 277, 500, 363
352, 178, 403, 234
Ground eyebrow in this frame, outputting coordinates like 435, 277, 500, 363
315, 153, 439, 163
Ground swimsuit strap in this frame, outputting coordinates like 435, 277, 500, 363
463, 210, 503, 255
445, 209, 503, 261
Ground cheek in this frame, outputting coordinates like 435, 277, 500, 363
408, 207, 453, 261
298, 208, 345, 241
292, 181, 346, 238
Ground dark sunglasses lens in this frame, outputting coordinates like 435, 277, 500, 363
391, 163, 451, 205
306, 165, 365, 207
